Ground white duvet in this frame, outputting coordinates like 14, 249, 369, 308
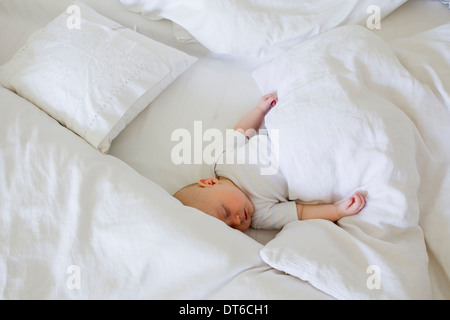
0, 87, 271, 299
120, 0, 406, 59
0, 84, 336, 299
254, 25, 450, 299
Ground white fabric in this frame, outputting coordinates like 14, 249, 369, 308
389, 24, 450, 299
436, 0, 450, 9
0, 86, 333, 299
254, 25, 450, 299
120, 0, 406, 58
0, 1, 197, 153
214, 130, 297, 230
1, 0, 448, 300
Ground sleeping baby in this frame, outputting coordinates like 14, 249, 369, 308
173, 94, 365, 231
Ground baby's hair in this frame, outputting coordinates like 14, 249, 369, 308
173, 182, 196, 199
173, 182, 209, 210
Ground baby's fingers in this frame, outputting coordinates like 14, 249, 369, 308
258, 94, 278, 113
271, 98, 278, 107
352, 192, 366, 211
263, 94, 277, 104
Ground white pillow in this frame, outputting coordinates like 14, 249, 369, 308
0, 1, 197, 153
120, 0, 407, 59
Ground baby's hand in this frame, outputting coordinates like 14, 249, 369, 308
257, 93, 278, 114
336, 192, 366, 219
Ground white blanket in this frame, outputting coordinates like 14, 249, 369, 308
120, 0, 406, 59
254, 25, 450, 299
0, 87, 269, 299
1, 82, 336, 299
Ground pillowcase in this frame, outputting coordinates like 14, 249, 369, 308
0, 1, 197, 153
120, 0, 407, 59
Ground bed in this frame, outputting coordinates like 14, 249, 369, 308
0, 0, 449, 300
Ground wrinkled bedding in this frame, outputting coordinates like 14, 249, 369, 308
253, 25, 450, 299
0, 87, 331, 299
1, 0, 449, 300
120, 0, 406, 59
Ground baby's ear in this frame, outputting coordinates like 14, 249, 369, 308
198, 177, 219, 187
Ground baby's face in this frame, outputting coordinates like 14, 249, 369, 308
201, 181, 254, 232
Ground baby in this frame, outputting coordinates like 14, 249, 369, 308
174, 94, 365, 232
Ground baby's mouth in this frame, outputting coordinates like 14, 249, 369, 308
244, 209, 248, 220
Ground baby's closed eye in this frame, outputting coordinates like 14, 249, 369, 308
221, 204, 231, 219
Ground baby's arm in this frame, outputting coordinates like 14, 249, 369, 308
296, 192, 365, 222
234, 94, 278, 137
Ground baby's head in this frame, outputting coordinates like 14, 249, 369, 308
173, 177, 254, 232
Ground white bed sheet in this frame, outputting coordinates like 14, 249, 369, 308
1, 0, 449, 299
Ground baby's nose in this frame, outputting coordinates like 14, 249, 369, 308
231, 213, 242, 226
